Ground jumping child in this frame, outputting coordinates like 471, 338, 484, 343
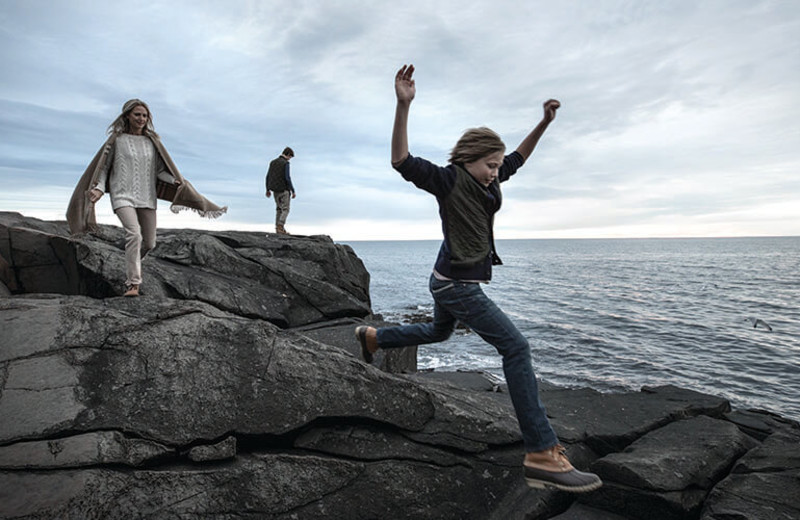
356, 64, 602, 493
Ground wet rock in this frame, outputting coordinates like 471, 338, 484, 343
2, 212, 797, 520
542, 385, 731, 455
550, 503, 631, 520
187, 436, 237, 462
0, 295, 433, 447
583, 415, 757, 520
0, 212, 370, 328
0, 431, 172, 469
0, 212, 416, 375
0, 254, 15, 294
0, 295, 523, 519
724, 408, 796, 441
591, 416, 756, 490
294, 316, 417, 373
0, 452, 526, 520
700, 426, 800, 520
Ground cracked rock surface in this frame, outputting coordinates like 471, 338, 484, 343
1, 212, 799, 519
0, 212, 370, 328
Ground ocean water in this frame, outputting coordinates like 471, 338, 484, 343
345, 237, 800, 421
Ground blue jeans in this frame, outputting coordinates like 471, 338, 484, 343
377, 274, 559, 452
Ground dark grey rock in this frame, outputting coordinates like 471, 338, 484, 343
0, 451, 532, 520
700, 471, 800, 520
725, 408, 798, 441
591, 416, 757, 491
488, 480, 571, 520
296, 370, 522, 457
0, 431, 172, 469
0, 253, 15, 293
187, 436, 237, 462
0, 294, 522, 519
0, 212, 371, 328
550, 503, 631, 520
543, 385, 731, 455
295, 423, 466, 466
700, 426, 800, 520
583, 416, 757, 520
0, 296, 433, 447
401, 369, 521, 452
2, 212, 797, 520
583, 484, 707, 520
412, 369, 502, 392
295, 316, 417, 373
731, 427, 800, 474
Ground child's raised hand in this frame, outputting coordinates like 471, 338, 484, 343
543, 99, 560, 122
395, 64, 416, 103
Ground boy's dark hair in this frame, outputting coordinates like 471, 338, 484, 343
282, 147, 295, 158
449, 127, 505, 164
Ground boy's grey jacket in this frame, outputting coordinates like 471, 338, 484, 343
394, 151, 526, 281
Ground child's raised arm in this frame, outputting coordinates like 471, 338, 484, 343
515, 99, 560, 161
391, 64, 416, 166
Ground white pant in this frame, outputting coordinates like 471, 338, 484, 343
115, 207, 157, 286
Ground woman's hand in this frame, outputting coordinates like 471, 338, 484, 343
88, 189, 103, 203
395, 64, 416, 104
543, 99, 561, 122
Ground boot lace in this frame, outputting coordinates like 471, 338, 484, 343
551, 444, 572, 469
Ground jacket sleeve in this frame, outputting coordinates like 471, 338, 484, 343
285, 163, 295, 193
498, 151, 525, 183
393, 154, 455, 198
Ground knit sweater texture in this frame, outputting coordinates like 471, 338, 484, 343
67, 133, 228, 236
94, 134, 176, 210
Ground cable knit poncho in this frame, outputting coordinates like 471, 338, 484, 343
67, 133, 227, 236
94, 134, 175, 210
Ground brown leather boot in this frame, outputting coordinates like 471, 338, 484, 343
524, 444, 602, 492
355, 326, 378, 363
276, 225, 289, 235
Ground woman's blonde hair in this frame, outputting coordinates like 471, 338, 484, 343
449, 127, 505, 164
107, 99, 158, 137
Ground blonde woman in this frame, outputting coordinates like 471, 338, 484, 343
67, 99, 226, 296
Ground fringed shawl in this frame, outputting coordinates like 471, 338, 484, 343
67, 134, 227, 235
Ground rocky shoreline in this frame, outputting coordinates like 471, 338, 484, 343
1, 212, 798, 519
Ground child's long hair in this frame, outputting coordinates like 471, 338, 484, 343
449, 127, 505, 164
106, 99, 159, 138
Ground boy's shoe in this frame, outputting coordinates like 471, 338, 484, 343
123, 284, 140, 297
354, 326, 374, 363
524, 444, 602, 493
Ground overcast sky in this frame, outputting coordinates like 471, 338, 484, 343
1, 0, 798, 241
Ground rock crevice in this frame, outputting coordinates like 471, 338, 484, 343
0, 212, 797, 520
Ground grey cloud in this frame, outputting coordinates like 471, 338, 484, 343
1, 0, 798, 238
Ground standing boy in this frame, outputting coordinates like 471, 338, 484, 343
265, 147, 296, 234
